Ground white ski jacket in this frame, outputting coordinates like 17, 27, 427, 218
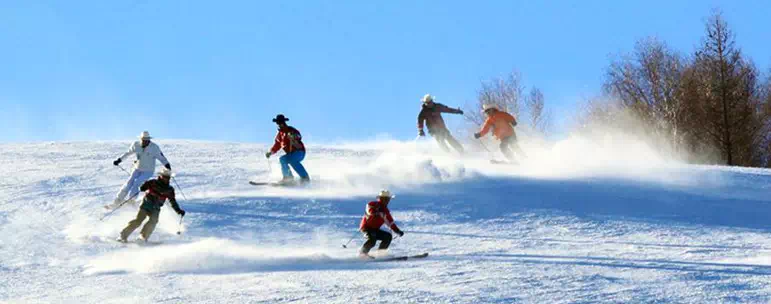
118, 141, 170, 172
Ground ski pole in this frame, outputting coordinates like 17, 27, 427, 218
341, 231, 360, 248
171, 177, 189, 201
116, 164, 130, 176
264, 151, 273, 175
477, 138, 493, 154
100, 192, 140, 221
176, 215, 184, 235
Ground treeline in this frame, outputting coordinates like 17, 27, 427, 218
468, 10, 771, 167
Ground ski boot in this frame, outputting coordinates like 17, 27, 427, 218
276, 177, 296, 186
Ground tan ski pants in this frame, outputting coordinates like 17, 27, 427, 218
120, 208, 160, 241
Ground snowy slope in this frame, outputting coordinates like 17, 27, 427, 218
2, 138, 771, 303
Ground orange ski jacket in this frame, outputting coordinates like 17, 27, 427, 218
479, 111, 517, 140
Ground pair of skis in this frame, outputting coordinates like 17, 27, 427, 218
248, 180, 305, 187
365, 252, 429, 262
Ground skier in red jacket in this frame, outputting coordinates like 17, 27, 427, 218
359, 190, 404, 257
265, 114, 310, 184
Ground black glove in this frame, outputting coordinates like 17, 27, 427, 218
177, 209, 186, 217
474, 132, 482, 139
113, 158, 122, 166
418, 129, 425, 137
165, 163, 171, 170
394, 229, 404, 237
458, 109, 464, 115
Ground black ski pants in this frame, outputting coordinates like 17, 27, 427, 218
431, 128, 464, 154
500, 134, 524, 161
360, 229, 393, 254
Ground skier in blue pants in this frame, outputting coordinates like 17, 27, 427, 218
265, 114, 310, 184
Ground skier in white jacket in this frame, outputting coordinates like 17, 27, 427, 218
106, 131, 171, 209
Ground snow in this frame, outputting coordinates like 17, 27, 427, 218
2, 137, 771, 303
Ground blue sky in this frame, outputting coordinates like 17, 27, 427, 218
1, 1, 769, 143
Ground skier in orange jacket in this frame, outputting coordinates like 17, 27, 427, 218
474, 104, 525, 162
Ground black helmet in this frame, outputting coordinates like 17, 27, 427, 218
272, 114, 289, 124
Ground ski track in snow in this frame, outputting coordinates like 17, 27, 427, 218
2, 139, 771, 303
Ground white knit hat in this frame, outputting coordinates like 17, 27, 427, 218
139, 131, 152, 139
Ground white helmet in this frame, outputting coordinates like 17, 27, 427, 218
482, 104, 498, 112
421, 94, 434, 103
158, 167, 173, 178
377, 189, 394, 198
139, 131, 153, 140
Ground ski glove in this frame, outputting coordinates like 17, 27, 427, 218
165, 163, 171, 170
265, 152, 272, 158
473, 132, 482, 139
177, 209, 186, 217
113, 158, 122, 166
394, 229, 404, 237
418, 129, 425, 137
458, 109, 464, 115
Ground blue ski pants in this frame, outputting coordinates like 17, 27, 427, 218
279, 151, 309, 179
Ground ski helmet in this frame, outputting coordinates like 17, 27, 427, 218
158, 167, 173, 178
482, 104, 498, 112
377, 189, 394, 198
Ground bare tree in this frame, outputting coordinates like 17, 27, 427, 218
603, 37, 686, 152
526, 88, 552, 134
464, 70, 552, 135
688, 10, 765, 166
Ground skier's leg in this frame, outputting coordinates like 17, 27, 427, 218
433, 132, 451, 152
278, 154, 294, 179
445, 133, 465, 154
509, 132, 527, 158
126, 171, 154, 201
500, 136, 516, 161
287, 151, 309, 180
115, 170, 143, 202
120, 209, 148, 241
377, 230, 393, 250
139, 209, 160, 241
360, 230, 378, 254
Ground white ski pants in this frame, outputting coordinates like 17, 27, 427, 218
115, 170, 154, 202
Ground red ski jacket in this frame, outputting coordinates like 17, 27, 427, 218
359, 201, 400, 232
270, 126, 306, 154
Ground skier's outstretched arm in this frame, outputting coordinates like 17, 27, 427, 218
436, 104, 464, 115
117, 143, 136, 162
